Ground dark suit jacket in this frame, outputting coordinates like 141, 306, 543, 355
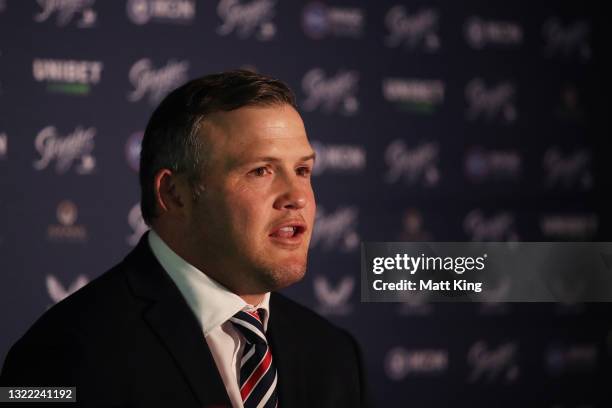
1, 235, 368, 407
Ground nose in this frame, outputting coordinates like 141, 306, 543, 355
273, 177, 309, 211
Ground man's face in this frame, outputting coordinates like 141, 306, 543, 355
185, 104, 316, 295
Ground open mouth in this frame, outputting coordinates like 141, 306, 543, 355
269, 225, 306, 239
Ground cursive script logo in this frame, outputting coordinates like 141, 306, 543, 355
313, 275, 354, 315
302, 68, 359, 115
543, 148, 592, 190
33, 126, 96, 174
311, 206, 359, 252
216, 0, 276, 41
465, 79, 517, 123
34, 0, 97, 27
384, 140, 439, 186
464, 210, 518, 241
126, 203, 149, 246
543, 18, 591, 62
468, 341, 519, 383
128, 58, 189, 105
384, 6, 439, 51
47, 274, 89, 304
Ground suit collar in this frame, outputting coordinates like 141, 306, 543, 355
124, 233, 232, 408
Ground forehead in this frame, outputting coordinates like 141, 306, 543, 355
200, 104, 312, 162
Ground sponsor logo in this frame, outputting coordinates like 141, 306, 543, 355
313, 275, 354, 316
127, 203, 148, 246
302, 2, 364, 40
216, 0, 276, 41
0, 0, 6, 12
311, 206, 359, 252
33, 126, 96, 174
127, 0, 195, 25
467, 341, 519, 383
540, 214, 598, 240
302, 68, 359, 115
46, 274, 89, 304
465, 79, 517, 123
311, 141, 365, 176
543, 147, 592, 190
384, 6, 439, 52
34, 0, 97, 27
47, 200, 88, 242
125, 131, 143, 171
384, 140, 439, 186
543, 18, 591, 62
0, 132, 6, 159
33, 58, 103, 95
385, 347, 448, 380
464, 147, 521, 183
382, 78, 444, 114
397, 292, 433, 316
464, 210, 519, 241
465, 17, 523, 49
556, 83, 585, 122
127, 58, 189, 105
546, 343, 598, 375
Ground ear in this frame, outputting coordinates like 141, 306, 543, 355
153, 169, 191, 218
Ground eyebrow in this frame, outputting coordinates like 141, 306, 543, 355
252, 152, 317, 164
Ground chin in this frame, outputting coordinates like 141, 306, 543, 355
258, 260, 307, 292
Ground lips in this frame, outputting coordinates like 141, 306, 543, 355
268, 220, 307, 246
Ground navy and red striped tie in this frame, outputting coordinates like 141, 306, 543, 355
230, 309, 278, 408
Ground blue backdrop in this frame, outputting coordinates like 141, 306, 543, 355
0, 1, 610, 406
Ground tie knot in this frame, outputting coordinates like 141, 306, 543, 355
230, 309, 267, 345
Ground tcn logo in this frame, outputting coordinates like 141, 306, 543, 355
127, 0, 196, 25
33, 126, 96, 175
465, 79, 517, 123
302, 2, 364, 40
128, 58, 189, 105
216, 0, 276, 41
464, 17, 523, 49
302, 68, 359, 115
467, 341, 519, 383
313, 275, 354, 316
311, 206, 359, 252
385, 347, 448, 380
34, 0, 97, 28
384, 6, 440, 52
311, 141, 366, 176
47, 274, 89, 304
384, 140, 439, 186
382, 78, 445, 113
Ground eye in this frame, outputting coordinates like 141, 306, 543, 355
296, 166, 312, 177
249, 167, 271, 177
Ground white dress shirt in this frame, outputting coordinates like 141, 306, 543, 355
148, 230, 270, 408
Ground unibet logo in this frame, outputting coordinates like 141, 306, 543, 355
32, 59, 103, 95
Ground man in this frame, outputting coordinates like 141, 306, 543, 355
1, 71, 368, 407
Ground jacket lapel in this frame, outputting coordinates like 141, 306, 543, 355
268, 293, 305, 408
124, 233, 232, 408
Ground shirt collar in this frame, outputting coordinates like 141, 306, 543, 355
147, 230, 270, 336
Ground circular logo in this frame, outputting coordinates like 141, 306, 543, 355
125, 131, 143, 172
57, 200, 78, 226
302, 2, 329, 40
127, 0, 150, 25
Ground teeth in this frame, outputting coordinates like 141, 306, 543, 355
279, 227, 295, 233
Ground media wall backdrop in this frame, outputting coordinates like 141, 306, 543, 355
0, 1, 610, 406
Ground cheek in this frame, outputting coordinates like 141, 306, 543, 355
223, 186, 270, 235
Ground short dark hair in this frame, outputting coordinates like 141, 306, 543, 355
139, 69, 297, 225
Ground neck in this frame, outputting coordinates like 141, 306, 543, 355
240, 293, 266, 307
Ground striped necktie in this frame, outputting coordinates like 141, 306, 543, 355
230, 309, 278, 408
